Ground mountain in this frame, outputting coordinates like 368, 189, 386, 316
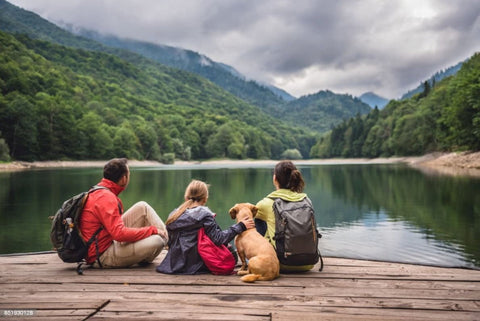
283, 90, 372, 133
311, 53, 480, 158
0, 0, 106, 51
263, 83, 296, 102
359, 92, 389, 109
400, 61, 464, 100
64, 27, 296, 109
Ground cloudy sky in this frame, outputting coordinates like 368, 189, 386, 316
9, 0, 480, 99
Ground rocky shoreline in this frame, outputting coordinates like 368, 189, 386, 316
1, 152, 479, 177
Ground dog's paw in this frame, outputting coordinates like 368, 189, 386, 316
237, 270, 248, 276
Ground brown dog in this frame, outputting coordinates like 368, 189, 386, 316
229, 203, 279, 283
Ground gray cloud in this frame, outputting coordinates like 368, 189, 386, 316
9, 0, 480, 98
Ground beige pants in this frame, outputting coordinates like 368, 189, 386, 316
96, 201, 167, 268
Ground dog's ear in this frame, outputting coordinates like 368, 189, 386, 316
250, 204, 258, 217
229, 205, 238, 219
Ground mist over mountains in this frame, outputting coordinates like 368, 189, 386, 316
66, 27, 296, 108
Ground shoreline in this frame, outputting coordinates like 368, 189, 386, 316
1, 151, 480, 177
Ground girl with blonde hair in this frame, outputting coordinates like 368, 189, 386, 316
157, 180, 254, 274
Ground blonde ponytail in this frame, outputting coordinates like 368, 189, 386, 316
165, 180, 209, 225
166, 199, 195, 225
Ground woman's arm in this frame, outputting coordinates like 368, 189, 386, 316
203, 215, 245, 246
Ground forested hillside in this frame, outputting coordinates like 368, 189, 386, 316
70, 29, 292, 110
310, 53, 480, 158
400, 61, 464, 100
0, 31, 315, 161
283, 91, 371, 133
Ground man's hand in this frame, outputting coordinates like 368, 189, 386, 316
157, 229, 168, 240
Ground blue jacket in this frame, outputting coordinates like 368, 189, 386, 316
156, 206, 245, 274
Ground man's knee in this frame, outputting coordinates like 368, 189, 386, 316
149, 234, 166, 250
131, 201, 149, 210
142, 235, 165, 263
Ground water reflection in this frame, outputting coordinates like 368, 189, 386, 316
320, 211, 471, 268
306, 164, 479, 268
0, 164, 478, 269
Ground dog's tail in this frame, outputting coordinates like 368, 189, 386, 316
240, 274, 261, 283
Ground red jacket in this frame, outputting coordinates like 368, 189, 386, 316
79, 178, 158, 264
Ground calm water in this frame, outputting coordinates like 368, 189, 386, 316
0, 163, 479, 269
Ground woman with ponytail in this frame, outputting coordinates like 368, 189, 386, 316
157, 180, 254, 274
255, 160, 315, 272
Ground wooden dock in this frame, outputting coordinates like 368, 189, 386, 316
1, 251, 479, 320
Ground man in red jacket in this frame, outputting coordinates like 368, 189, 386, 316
80, 158, 167, 268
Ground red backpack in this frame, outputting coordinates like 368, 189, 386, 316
197, 228, 236, 275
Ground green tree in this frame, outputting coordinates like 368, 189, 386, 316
131, 116, 161, 160
440, 53, 480, 150
227, 142, 246, 159
0, 93, 38, 160
77, 111, 114, 159
171, 138, 192, 161
0, 130, 10, 161
206, 123, 244, 158
419, 80, 431, 99
281, 148, 303, 159
112, 124, 141, 159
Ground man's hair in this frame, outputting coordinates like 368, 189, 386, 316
103, 158, 128, 183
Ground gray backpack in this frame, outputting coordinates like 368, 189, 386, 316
271, 196, 323, 271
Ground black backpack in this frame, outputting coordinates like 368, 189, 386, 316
50, 185, 106, 274
271, 196, 323, 271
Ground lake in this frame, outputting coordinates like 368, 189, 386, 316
0, 163, 479, 269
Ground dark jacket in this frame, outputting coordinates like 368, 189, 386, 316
156, 206, 246, 274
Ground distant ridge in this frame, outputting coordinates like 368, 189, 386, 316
283, 90, 372, 132
359, 92, 389, 109
400, 61, 464, 100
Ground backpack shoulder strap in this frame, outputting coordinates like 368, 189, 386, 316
87, 185, 122, 214
88, 185, 108, 193
80, 185, 110, 271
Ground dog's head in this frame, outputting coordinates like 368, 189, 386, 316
229, 203, 258, 221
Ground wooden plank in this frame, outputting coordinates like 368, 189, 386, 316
91, 311, 270, 320
94, 295, 480, 312
3, 289, 479, 314
34, 272, 480, 282
2, 276, 479, 292
271, 310, 480, 321
100, 300, 480, 321
0, 300, 108, 310
2, 284, 479, 302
